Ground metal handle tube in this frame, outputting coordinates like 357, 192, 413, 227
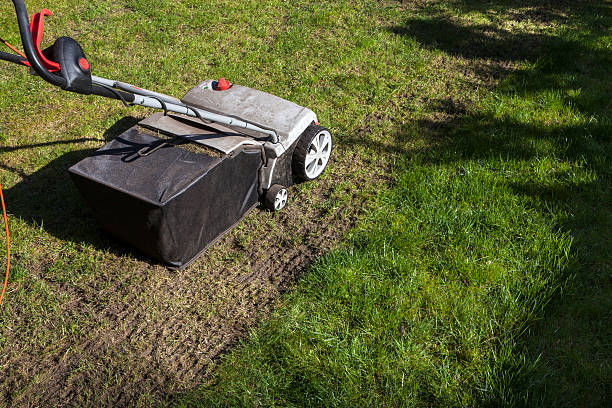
11, 0, 67, 88
93, 75, 279, 142
89, 84, 136, 103
131, 94, 279, 143
92, 76, 182, 105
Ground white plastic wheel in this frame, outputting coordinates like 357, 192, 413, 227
273, 188, 288, 210
265, 184, 288, 211
304, 130, 332, 179
293, 125, 333, 182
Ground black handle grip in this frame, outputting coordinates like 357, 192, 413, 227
8, 1, 135, 104
11, 0, 67, 88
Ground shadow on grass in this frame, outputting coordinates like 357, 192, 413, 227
3, 116, 145, 256
433, 104, 610, 407
385, 1, 611, 405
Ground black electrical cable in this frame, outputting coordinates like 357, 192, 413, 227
187, 106, 211, 125
0, 36, 26, 59
149, 96, 169, 116
0, 50, 26, 65
94, 83, 135, 107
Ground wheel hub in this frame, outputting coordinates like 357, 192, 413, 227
305, 131, 332, 179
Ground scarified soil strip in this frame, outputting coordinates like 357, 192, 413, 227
0, 135, 388, 406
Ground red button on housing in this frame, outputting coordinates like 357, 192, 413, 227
79, 57, 90, 71
215, 78, 231, 91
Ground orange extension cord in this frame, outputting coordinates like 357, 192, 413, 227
0, 37, 18, 306
0, 182, 9, 307
0, 37, 26, 59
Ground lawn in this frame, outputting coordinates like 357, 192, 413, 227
0, 0, 610, 407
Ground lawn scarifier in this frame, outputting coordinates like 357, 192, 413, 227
0, 0, 333, 270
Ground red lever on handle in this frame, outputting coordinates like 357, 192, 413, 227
28, 9, 60, 72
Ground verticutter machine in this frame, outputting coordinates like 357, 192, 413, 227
1, 1, 333, 268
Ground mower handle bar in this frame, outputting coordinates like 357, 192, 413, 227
8, 0, 138, 102
91, 76, 280, 143
11, 0, 65, 87
5, 0, 280, 144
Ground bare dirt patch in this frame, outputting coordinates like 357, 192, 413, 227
0, 136, 388, 406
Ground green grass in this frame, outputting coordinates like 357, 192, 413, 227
0, 0, 610, 406
172, 1, 612, 407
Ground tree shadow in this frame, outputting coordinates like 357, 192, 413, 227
388, 0, 611, 112
389, 18, 547, 63
381, 1, 611, 405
